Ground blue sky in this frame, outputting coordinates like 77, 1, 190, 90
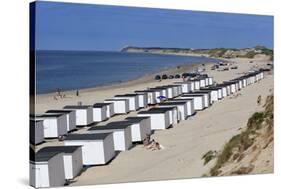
34, 1, 273, 51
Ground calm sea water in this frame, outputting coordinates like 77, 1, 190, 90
36, 50, 219, 94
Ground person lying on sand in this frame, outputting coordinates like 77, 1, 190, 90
146, 139, 156, 149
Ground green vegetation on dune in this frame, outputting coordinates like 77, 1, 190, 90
208, 94, 273, 176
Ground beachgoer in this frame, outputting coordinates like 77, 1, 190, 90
257, 95, 261, 105
76, 90, 79, 97
143, 134, 151, 147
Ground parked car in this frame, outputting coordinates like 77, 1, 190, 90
155, 75, 161, 80
162, 74, 168, 80
168, 75, 174, 79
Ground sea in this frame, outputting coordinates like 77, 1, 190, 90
35, 50, 220, 94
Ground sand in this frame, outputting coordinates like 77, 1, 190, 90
35, 57, 273, 186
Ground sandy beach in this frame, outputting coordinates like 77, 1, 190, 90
35, 57, 273, 186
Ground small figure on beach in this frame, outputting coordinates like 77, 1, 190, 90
143, 134, 151, 147
257, 95, 261, 105
76, 89, 80, 97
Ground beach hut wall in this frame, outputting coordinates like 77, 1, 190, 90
138, 108, 171, 130
63, 105, 93, 127
35, 114, 68, 138
182, 92, 210, 108
168, 99, 195, 116
149, 88, 164, 103
92, 103, 108, 122
135, 90, 157, 105
208, 77, 214, 85
114, 94, 139, 111
45, 110, 76, 132
199, 89, 219, 102
37, 146, 83, 180
204, 77, 209, 86
174, 82, 192, 93
158, 102, 187, 121
153, 86, 172, 99
179, 95, 204, 110
193, 80, 201, 90
87, 122, 132, 151
104, 99, 130, 114
103, 102, 114, 118
125, 116, 152, 142
135, 93, 148, 108
30, 151, 65, 188
64, 133, 116, 165
30, 120, 44, 145
199, 78, 206, 88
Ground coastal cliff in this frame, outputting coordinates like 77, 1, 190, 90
121, 46, 273, 60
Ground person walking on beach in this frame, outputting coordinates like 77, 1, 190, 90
76, 89, 79, 97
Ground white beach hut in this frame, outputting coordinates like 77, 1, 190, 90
138, 108, 171, 130
156, 86, 174, 99
151, 87, 168, 98
192, 91, 211, 106
135, 90, 156, 105
36, 114, 68, 138
188, 80, 196, 91
30, 150, 65, 188
125, 116, 152, 142
134, 92, 148, 108
114, 94, 140, 111
199, 78, 206, 88
37, 146, 83, 180
160, 106, 178, 126
199, 88, 219, 102
174, 82, 192, 93
158, 101, 188, 121
149, 88, 165, 103
208, 77, 214, 86
183, 92, 210, 108
45, 110, 76, 132
179, 95, 204, 111
168, 99, 195, 116
192, 79, 201, 90
63, 105, 93, 127
223, 82, 237, 94
30, 120, 44, 145
88, 121, 132, 151
92, 103, 108, 122
64, 133, 116, 165
104, 99, 130, 114
101, 102, 115, 119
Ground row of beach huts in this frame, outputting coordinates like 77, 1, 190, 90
30, 70, 264, 188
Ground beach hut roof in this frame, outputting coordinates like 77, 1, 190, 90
161, 101, 186, 105
181, 94, 205, 97
125, 116, 150, 122
93, 103, 108, 108
64, 105, 91, 109
115, 94, 138, 97
45, 110, 73, 113
37, 146, 82, 154
105, 98, 128, 101
65, 133, 111, 141
35, 151, 62, 162
36, 113, 64, 118
139, 107, 175, 114
88, 121, 132, 131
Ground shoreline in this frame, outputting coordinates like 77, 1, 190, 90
36, 61, 216, 97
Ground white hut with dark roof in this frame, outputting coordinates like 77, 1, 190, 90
64, 133, 116, 165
